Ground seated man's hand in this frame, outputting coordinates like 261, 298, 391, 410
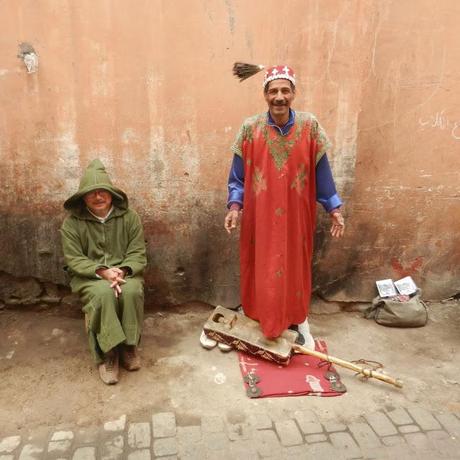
112, 267, 127, 279
96, 267, 126, 297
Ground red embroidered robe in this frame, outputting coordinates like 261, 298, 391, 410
232, 112, 331, 338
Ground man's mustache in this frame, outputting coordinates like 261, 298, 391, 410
272, 101, 287, 106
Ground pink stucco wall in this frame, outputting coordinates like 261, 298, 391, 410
1, 1, 459, 306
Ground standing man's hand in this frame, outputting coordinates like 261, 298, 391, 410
224, 209, 240, 234
330, 210, 345, 238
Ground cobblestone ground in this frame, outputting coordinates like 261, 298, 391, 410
1, 407, 459, 459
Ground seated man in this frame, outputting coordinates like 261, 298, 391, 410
60, 159, 147, 385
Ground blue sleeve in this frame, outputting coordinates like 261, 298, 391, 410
316, 154, 343, 212
227, 154, 245, 208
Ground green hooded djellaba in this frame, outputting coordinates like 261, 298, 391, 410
60, 159, 147, 363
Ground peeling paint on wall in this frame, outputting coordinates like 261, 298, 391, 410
1, 0, 459, 307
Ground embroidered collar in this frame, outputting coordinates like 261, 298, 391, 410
267, 109, 295, 136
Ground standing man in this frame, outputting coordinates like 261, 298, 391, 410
60, 159, 147, 384
225, 64, 345, 349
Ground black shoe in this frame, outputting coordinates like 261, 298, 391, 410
229, 304, 244, 313
288, 325, 305, 345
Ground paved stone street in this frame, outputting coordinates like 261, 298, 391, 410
2, 305, 459, 460
1, 407, 459, 459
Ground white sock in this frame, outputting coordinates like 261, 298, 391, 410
199, 329, 217, 349
298, 318, 315, 350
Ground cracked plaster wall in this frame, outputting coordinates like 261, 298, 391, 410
0, 0, 459, 309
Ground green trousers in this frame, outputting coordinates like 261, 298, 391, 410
72, 277, 144, 363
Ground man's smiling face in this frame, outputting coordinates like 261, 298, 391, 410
264, 79, 296, 121
83, 189, 113, 217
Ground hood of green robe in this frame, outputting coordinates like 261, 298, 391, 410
63, 159, 128, 214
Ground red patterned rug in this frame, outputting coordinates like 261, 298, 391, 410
238, 339, 346, 398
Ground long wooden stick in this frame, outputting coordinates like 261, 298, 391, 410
204, 306, 403, 388
292, 344, 403, 388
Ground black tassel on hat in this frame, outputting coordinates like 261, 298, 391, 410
232, 62, 265, 82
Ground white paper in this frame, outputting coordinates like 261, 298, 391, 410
394, 276, 418, 296
376, 279, 397, 298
